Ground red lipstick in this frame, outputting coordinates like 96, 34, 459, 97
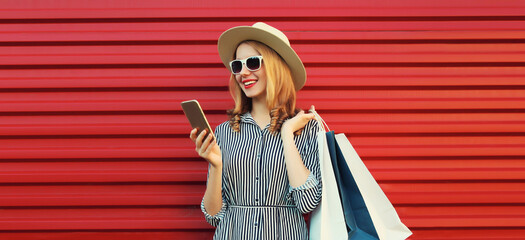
242, 79, 258, 89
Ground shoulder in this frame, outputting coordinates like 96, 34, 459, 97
215, 120, 231, 135
304, 118, 320, 134
213, 120, 232, 146
296, 119, 320, 142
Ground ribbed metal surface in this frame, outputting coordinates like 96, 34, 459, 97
1, 0, 524, 239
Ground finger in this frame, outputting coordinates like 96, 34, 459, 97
190, 128, 197, 141
303, 113, 315, 119
310, 105, 315, 112
208, 131, 215, 142
195, 129, 207, 148
202, 137, 216, 157
199, 133, 212, 154
198, 129, 207, 139
205, 132, 213, 145
203, 134, 215, 156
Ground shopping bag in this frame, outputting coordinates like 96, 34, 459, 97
310, 109, 412, 240
309, 113, 348, 240
335, 133, 412, 240
327, 131, 379, 240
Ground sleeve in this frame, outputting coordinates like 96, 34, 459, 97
288, 119, 322, 214
200, 195, 228, 227
200, 123, 229, 227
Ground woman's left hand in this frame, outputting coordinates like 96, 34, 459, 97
281, 105, 316, 135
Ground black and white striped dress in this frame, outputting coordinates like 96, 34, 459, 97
201, 112, 322, 240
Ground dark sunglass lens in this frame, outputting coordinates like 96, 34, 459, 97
231, 61, 243, 73
246, 57, 261, 71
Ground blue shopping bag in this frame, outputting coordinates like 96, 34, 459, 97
326, 131, 379, 240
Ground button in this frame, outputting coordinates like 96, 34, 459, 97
256, 177, 259, 180
255, 199, 259, 202
254, 222, 258, 227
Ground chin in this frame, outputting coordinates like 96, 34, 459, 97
247, 91, 265, 99
239, 82, 265, 99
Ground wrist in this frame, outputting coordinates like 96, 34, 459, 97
209, 162, 222, 171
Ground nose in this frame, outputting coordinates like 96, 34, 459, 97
239, 63, 251, 76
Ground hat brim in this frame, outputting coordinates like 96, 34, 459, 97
218, 26, 306, 91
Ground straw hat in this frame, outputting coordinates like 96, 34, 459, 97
218, 22, 306, 91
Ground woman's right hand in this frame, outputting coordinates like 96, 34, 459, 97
190, 128, 222, 168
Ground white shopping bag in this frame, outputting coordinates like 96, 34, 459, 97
309, 112, 347, 240
335, 133, 412, 240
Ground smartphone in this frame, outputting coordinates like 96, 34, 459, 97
181, 100, 213, 140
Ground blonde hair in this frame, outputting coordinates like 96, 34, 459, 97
227, 40, 302, 135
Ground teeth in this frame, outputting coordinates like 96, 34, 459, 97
244, 80, 257, 86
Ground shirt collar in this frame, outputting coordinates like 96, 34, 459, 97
240, 111, 257, 125
240, 111, 272, 130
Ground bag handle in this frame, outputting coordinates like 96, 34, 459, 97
309, 108, 330, 133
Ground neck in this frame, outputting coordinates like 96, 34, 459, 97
251, 95, 269, 118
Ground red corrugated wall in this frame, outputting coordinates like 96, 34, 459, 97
1, 0, 525, 239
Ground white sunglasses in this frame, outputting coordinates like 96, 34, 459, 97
229, 56, 263, 74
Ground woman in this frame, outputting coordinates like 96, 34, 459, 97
190, 22, 321, 240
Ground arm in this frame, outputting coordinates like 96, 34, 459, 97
200, 163, 227, 226
202, 164, 223, 216
281, 107, 322, 213
281, 129, 311, 188
190, 127, 227, 226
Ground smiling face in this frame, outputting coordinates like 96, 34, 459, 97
234, 42, 267, 101
227, 40, 299, 134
